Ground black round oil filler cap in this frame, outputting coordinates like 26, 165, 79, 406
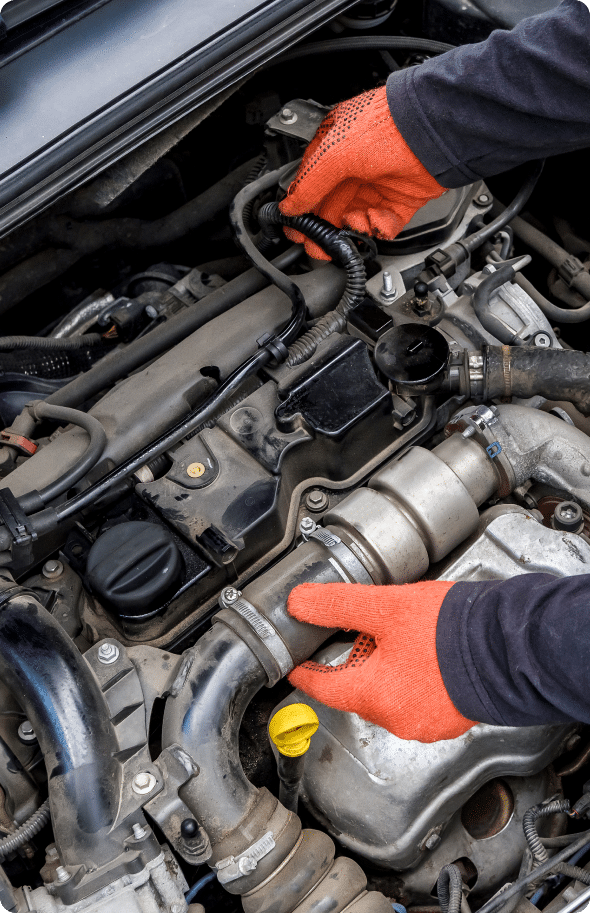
86, 521, 182, 621
374, 324, 449, 385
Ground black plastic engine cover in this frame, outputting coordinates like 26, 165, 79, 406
424, 0, 559, 44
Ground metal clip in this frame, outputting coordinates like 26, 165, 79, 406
216, 832, 276, 885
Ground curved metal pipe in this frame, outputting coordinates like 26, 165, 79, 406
0, 573, 122, 868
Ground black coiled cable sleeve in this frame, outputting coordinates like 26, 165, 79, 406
437, 864, 464, 913
257, 203, 366, 365
523, 800, 590, 886
0, 799, 50, 860
0, 334, 102, 350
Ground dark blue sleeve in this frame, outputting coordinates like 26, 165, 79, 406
386, 0, 590, 188
436, 574, 590, 727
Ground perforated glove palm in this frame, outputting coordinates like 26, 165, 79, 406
287, 581, 475, 743
279, 85, 446, 260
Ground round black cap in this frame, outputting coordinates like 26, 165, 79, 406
86, 521, 182, 621
181, 819, 199, 839
374, 324, 449, 385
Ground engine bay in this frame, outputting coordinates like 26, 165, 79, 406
1, 2, 590, 912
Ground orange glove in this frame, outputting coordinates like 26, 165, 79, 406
279, 85, 446, 260
287, 581, 475, 743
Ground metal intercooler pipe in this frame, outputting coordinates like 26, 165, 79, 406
0, 573, 124, 869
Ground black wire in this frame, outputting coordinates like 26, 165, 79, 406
269, 36, 456, 66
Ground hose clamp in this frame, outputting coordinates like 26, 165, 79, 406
214, 592, 294, 685
300, 520, 374, 585
216, 831, 276, 885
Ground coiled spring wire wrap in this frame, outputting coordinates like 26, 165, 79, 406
258, 203, 366, 365
437, 864, 464, 913
523, 800, 590, 885
0, 799, 50, 860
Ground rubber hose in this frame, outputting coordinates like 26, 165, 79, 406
510, 214, 590, 301
515, 274, 590, 323
258, 203, 366, 364
0, 334, 102, 350
437, 864, 464, 913
0, 799, 50, 860
523, 801, 590, 887
462, 161, 544, 254
273, 36, 455, 65
18, 401, 107, 512
472, 265, 523, 344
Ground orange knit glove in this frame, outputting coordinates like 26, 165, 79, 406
287, 581, 475, 743
279, 85, 446, 260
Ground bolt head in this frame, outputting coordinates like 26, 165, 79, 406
305, 490, 329, 512
221, 587, 240, 604
132, 771, 157, 795
97, 642, 120, 665
187, 462, 206, 478
533, 332, 551, 348
299, 517, 316, 535
279, 107, 298, 125
55, 866, 70, 883
42, 559, 64, 580
476, 193, 491, 206
18, 720, 37, 743
132, 823, 147, 840
425, 833, 441, 851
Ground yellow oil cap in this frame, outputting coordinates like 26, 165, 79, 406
269, 704, 319, 757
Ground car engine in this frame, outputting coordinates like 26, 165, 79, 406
0, 2, 590, 913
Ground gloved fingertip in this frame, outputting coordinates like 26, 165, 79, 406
287, 582, 326, 622
288, 662, 356, 709
304, 239, 331, 261
283, 226, 307, 245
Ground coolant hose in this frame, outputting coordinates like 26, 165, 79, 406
0, 574, 123, 868
18, 401, 107, 512
510, 213, 590, 303
515, 273, 590, 323
0, 799, 50, 860
483, 346, 590, 416
258, 202, 367, 365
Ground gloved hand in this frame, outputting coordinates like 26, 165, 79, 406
287, 581, 475, 743
279, 85, 446, 260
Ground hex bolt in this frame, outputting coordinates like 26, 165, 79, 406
221, 587, 240, 605
18, 720, 37, 744
475, 192, 491, 206
97, 642, 120, 665
305, 490, 329, 512
299, 517, 317, 536
425, 833, 442, 851
380, 271, 397, 302
42, 559, 64, 580
55, 867, 70, 883
279, 107, 298, 125
132, 771, 157, 795
132, 823, 147, 840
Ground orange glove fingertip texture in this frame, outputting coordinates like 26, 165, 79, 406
287, 580, 475, 743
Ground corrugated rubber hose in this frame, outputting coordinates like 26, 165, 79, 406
437, 863, 464, 913
0, 799, 50, 860
523, 800, 590, 885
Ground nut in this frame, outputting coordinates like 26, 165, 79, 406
187, 462, 206, 478
42, 559, 64, 579
132, 772, 157, 795
97, 642, 120, 665
305, 490, 329, 512
299, 517, 317, 536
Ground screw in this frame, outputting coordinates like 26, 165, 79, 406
221, 587, 240, 605
462, 425, 476, 439
299, 517, 317, 536
380, 270, 397, 302
475, 193, 491, 206
97, 642, 120, 665
553, 500, 584, 533
18, 720, 37, 744
425, 833, 442, 851
305, 490, 329, 512
132, 771, 157, 795
279, 107, 298, 125
187, 462, 206, 478
132, 823, 147, 840
533, 332, 551, 348
55, 866, 70, 883
42, 559, 63, 580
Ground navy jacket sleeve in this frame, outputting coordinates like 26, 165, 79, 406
386, 0, 590, 188
437, 574, 590, 727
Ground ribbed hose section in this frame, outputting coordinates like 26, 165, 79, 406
437, 864, 464, 913
0, 799, 50, 860
257, 204, 366, 365
0, 335, 102, 350
523, 800, 590, 885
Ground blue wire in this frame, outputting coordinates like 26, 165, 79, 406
530, 888, 545, 906
186, 871, 216, 904
392, 904, 407, 913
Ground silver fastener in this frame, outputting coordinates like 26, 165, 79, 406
425, 833, 442, 851
221, 587, 240, 605
42, 559, 63, 580
55, 867, 70, 883
380, 270, 397, 302
132, 772, 157, 795
299, 517, 317, 537
305, 490, 329, 512
476, 193, 491, 206
97, 642, 120, 665
18, 720, 37, 743
533, 332, 551, 348
279, 107, 298, 125
132, 823, 147, 840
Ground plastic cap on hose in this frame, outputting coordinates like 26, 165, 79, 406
269, 704, 319, 757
